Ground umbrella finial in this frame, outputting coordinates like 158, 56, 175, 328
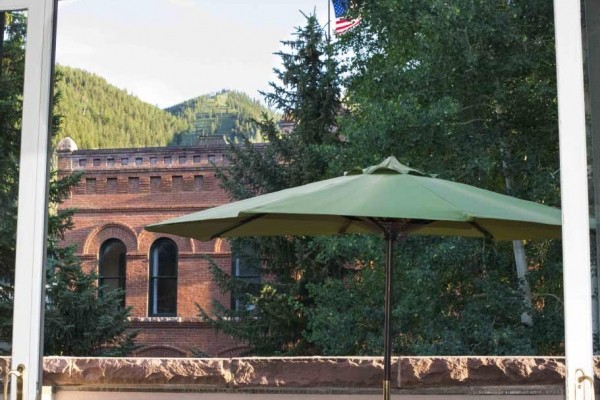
346, 156, 428, 176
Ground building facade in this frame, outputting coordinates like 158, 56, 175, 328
56, 137, 245, 357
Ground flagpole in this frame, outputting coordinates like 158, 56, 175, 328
327, 0, 331, 43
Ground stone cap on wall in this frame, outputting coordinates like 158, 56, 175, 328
0, 356, 576, 392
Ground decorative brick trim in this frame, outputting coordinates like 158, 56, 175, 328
83, 223, 138, 255
214, 238, 223, 253
138, 230, 194, 254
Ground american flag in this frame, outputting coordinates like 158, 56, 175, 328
332, 0, 360, 35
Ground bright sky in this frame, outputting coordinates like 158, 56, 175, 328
56, 0, 331, 108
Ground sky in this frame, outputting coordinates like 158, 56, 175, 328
56, 0, 331, 108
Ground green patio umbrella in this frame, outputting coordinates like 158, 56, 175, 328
146, 156, 562, 400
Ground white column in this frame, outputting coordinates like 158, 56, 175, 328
553, 0, 596, 399
0, 0, 57, 399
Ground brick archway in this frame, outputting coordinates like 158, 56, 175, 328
213, 238, 231, 253
138, 230, 194, 255
83, 223, 138, 256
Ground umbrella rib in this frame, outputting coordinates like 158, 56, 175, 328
402, 219, 435, 234
366, 217, 389, 234
469, 221, 494, 239
365, 217, 437, 235
338, 216, 379, 234
210, 213, 267, 239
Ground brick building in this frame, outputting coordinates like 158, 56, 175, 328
56, 136, 248, 357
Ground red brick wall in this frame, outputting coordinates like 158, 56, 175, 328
57, 142, 241, 357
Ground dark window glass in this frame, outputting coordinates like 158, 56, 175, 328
150, 157, 158, 165
178, 156, 187, 164
135, 157, 143, 166
107, 158, 115, 167
164, 156, 172, 165
121, 158, 129, 166
193, 155, 201, 163
231, 245, 261, 311
207, 154, 215, 163
93, 158, 101, 167
149, 239, 178, 316
99, 239, 126, 307
79, 158, 87, 167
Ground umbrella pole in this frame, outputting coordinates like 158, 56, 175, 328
383, 222, 400, 400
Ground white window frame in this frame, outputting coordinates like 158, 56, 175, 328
0, 0, 56, 399
0, 1, 592, 400
553, 0, 596, 399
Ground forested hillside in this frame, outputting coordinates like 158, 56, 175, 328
167, 90, 278, 145
54, 67, 273, 149
55, 66, 189, 149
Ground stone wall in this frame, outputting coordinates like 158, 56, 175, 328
2, 356, 578, 399
37, 356, 569, 390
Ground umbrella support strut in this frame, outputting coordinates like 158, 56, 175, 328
383, 222, 401, 400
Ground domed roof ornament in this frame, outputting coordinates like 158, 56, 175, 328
56, 137, 78, 152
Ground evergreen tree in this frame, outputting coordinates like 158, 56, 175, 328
44, 244, 137, 356
167, 90, 278, 145
0, 13, 136, 355
201, 14, 360, 355
0, 12, 26, 343
55, 65, 189, 149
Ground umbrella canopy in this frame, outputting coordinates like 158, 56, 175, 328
146, 156, 563, 400
147, 156, 562, 241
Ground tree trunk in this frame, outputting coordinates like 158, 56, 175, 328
512, 240, 533, 326
500, 144, 534, 326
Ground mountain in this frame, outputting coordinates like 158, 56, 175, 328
54, 66, 276, 149
166, 90, 278, 145
54, 65, 189, 149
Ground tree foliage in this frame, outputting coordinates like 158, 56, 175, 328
55, 67, 277, 149
202, 14, 356, 355
168, 90, 278, 145
0, 13, 136, 355
0, 12, 27, 343
55, 65, 189, 149
305, 0, 562, 355
44, 244, 137, 356
207, 1, 565, 356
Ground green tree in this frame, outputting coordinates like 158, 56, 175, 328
0, 13, 136, 355
44, 244, 137, 356
201, 14, 356, 355
0, 12, 27, 343
304, 0, 561, 355
55, 65, 189, 149
167, 90, 278, 145
43, 169, 137, 357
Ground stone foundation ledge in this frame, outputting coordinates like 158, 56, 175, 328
0, 356, 580, 389
52, 384, 566, 396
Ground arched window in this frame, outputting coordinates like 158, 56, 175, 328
98, 239, 126, 307
149, 238, 178, 316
